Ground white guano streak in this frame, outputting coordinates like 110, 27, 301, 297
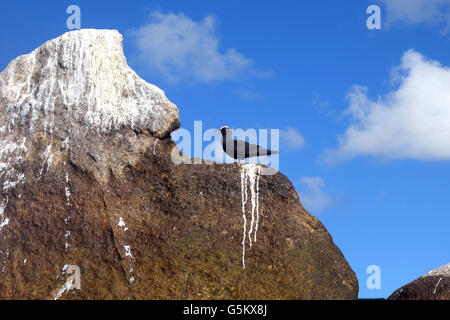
153, 139, 157, 155
240, 164, 261, 269
433, 277, 442, 294
0, 137, 27, 232
118, 217, 128, 231
123, 245, 135, 283
53, 265, 75, 300
53, 276, 74, 300
0, 199, 9, 231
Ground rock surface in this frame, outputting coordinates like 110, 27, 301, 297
388, 263, 450, 300
0, 29, 358, 299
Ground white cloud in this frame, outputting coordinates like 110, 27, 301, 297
378, 0, 450, 33
324, 49, 450, 163
297, 177, 333, 212
280, 127, 305, 152
130, 12, 259, 82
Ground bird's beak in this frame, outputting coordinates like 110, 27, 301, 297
215, 129, 221, 134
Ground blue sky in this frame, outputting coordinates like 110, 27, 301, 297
1, 0, 449, 298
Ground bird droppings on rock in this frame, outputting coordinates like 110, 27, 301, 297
118, 217, 128, 231
240, 163, 261, 269
0, 199, 9, 231
65, 172, 71, 204
1, 29, 179, 138
153, 139, 158, 155
53, 264, 76, 300
123, 245, 134, 259
123, 245, 135, 284
39, 143, 53, 178
53, 277, 74, 300
433, 277, 442, 295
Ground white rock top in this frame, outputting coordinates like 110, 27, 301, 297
423, 263, 450, 277
0, 29, 179, 138
423, 263, 450, 278
0, 29, 180, 225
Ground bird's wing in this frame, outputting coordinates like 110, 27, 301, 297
234, 140, 272, 158
233, 139, 248, 159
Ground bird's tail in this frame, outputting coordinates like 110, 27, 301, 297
268, 150, 279, 155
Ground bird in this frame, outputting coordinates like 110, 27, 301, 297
217, 126, 279, 160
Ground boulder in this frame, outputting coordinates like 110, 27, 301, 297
0, 29, 358, 299
388, 263, 450, 300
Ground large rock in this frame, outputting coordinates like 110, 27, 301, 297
0, 29, 358, 299
388, 264, 450, 300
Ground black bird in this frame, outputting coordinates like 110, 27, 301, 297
217, 126, 279, 160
